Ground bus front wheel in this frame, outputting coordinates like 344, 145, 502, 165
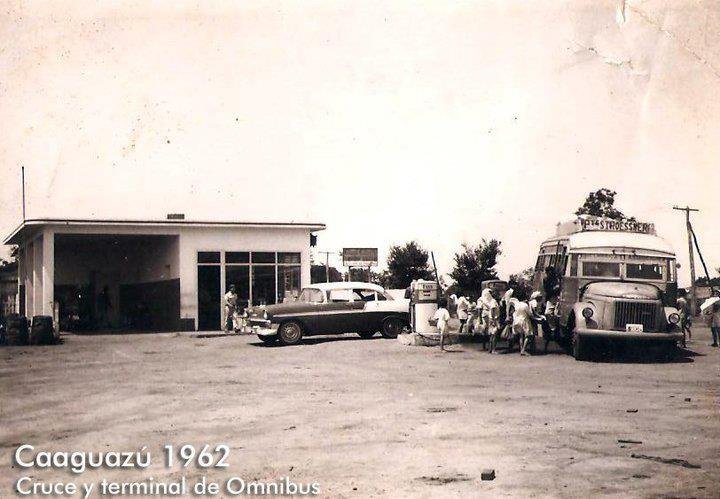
572, 332, 588, 361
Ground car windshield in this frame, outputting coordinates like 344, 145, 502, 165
298, 288, 324, 303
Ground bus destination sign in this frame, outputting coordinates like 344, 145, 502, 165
580, 218, 655, 234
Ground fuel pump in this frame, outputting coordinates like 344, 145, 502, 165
412, 280, 439, 334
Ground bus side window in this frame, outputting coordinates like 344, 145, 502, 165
535, 255, 544, 271
569, 255, 578, 276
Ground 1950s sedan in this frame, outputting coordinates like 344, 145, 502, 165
246, 282, 409, 346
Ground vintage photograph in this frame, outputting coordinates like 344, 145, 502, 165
1, 1, 718, 497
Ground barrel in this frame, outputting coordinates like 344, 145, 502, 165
30, 316, 55, 345
6, 314, 29, 346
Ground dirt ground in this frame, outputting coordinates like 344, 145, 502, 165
1, 325, 719, 498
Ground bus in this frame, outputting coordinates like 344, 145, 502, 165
532, 216, 683, 360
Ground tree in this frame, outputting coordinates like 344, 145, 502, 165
311, 264, 343, 284
575, 188, 634, 221
449, 240, 502, 299
385, 241, 434, 289
508, 267, 534, 301
0, 246, 18, 269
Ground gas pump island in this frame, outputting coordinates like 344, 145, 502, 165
411, 280, 439, 335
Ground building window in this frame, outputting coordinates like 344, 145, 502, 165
226, 252, 250, 264
278, 252, 301, 264
198, 251, 221, 264
252, 252, 276, 264
197, 251, 303, 308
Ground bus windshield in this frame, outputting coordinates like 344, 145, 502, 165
578, 257, 669, 281
626, 263, 664, 280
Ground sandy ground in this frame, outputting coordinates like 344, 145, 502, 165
1, 325, 719, 498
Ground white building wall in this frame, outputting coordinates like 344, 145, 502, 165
177, 226, 311, 327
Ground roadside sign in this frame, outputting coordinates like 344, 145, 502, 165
342, 248, 378, 267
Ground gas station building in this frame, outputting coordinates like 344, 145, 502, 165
4, 218, 324, 331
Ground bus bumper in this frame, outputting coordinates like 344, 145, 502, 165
575, 328, 683, 342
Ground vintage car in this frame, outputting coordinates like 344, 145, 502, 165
532, 216, 684, 360
246, 282, 410, 345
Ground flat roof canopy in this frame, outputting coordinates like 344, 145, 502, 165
4, 218, 326, 245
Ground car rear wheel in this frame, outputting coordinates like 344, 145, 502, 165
278, 321, 303, 346
381, 317, 404, 339
358, 331, 376, 339
259, 335, 277, 346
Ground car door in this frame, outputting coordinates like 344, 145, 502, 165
317, 288, 355, 334
350, 289, 377, 332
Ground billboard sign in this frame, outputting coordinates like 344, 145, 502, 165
342, 248, 378, 268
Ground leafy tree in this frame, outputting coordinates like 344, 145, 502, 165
508, 267, 534, 301
575, 188, 634, 221
0, 246, 18, 269
449, 240, 502, 299
311, 264, 343, 284
385, 241, 434, 289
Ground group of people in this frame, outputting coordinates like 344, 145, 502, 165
433, 285, 560, 354
427, 267, 561, 354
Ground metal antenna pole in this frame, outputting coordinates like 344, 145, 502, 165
21, 166, 26, 221
673, 205, 700, 315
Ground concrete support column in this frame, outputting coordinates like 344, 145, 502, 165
33, 237, 43, 317
25, 241, 34, 316
42, 229, 54, 316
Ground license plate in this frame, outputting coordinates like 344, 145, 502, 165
626, 324, 644, 332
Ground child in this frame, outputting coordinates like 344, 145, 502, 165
431, 299, 451, 351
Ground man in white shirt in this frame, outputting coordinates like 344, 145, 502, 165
224, 285, 238, 333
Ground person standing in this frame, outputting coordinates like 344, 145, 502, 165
676, 296, 691, 346
528, 291, 546, 353
511, 298, 534, 356
494, 288, 514, 353
456, 295, 470, 334
479, 288, 499, 351
406, 280, 418, 333
224, 285, 238, 333
431, 298, 451, 352
711, 301, 720, 347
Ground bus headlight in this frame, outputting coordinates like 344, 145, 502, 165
668, 313, 680, 325
582, 307, 594, 319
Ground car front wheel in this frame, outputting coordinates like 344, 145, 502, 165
381, 317, 404, 339
278, 321, 303, 346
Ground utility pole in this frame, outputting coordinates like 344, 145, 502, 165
673, 205, 700, 315
318, 251, 334, 283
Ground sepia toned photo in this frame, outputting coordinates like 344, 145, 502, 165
1, 1, 718, 497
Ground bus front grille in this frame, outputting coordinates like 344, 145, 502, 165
614, 301, 658, 331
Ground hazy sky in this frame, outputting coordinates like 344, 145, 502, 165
0, 1, 718, 285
